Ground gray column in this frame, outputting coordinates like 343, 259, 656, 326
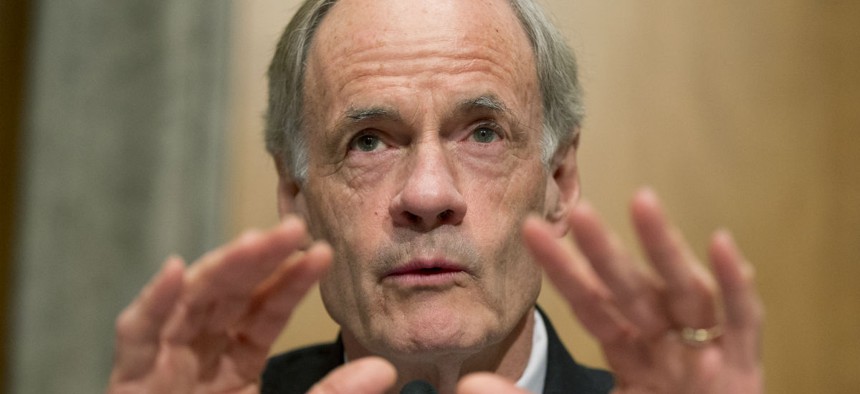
12, 1, 232, 392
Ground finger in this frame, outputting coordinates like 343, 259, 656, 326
237, 241, 332, 346
631, 188, 718, 328
110, 255, 185, 382
570, 200, 669, 337
187, 216, 311, 301
309, 357, 397, 394
227, 242, 333, 379
523, 215, 634, 344
457, 373, 527, 394
710, 230, 763, 367
163, 216, 311, 344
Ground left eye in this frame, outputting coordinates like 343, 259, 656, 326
470, 127, 500, 143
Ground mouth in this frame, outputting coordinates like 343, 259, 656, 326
383, 259, 469, 287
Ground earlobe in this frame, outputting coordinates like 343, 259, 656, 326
546, 198, 569, 237
546, 137, 581, 236
274, 156, 305, 218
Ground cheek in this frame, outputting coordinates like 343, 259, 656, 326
305, 169, 386, 235
468, 161, 547, 280
463, 160, 548, 220
299, 184, 385, 342
304, 175, 391, 281
464, 164, 546, 250
310, 179, 387, 324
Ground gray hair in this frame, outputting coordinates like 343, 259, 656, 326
265, 0, 583, 182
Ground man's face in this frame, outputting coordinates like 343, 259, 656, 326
287, 0, 560, 359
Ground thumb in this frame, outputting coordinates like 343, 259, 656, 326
309, 357, 397, 394
457, 373, 528, 394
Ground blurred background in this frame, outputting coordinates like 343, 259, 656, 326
1, 1, 858, 393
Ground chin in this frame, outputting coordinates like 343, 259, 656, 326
376, 302, 502, 358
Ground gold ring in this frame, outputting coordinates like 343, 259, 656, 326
679, 326, 723, 347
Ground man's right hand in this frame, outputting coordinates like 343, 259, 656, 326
108, 217, 345, 393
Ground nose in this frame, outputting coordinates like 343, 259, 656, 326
389, 143, 467, 231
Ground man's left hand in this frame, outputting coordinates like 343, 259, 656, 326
460, 188, 764, 394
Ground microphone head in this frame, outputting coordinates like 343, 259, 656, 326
400, 379, 438, 394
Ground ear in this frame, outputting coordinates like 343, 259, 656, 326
274, 156, 306, 218
545, 133, 581, 236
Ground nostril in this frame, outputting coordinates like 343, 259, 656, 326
438, 209, 453, 221
405, 211, 421, 224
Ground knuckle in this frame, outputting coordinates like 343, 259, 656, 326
582, 285, 613, 306
676, 266, 717, 299
695, 274, 718, 299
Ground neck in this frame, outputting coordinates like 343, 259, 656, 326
342, 308, 536, 394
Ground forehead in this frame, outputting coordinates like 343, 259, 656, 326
313, 0, 530, 52
304, 0, 539, 117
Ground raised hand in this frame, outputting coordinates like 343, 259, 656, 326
515, 188, 763, 394
107, 217, 333, 393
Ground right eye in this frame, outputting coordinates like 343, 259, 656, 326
349, 133, 388, 153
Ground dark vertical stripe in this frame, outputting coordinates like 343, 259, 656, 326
0, 1, 31, 393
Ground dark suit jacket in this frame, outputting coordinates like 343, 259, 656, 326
261, 309, 614, 393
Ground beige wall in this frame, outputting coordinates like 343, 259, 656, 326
227, 1, 860, 393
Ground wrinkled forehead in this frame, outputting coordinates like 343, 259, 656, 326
306, 0, 537, 83
315, 0, 528, 50
305, 0, 537, 118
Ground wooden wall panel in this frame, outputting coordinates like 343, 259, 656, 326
0, 2, 30, 392
227, 2, 860, 392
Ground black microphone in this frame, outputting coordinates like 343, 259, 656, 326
400, 379, 438, 394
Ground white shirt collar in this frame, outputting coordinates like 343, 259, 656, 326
515, 309, 548, 394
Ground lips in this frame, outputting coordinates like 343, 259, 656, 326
383, 259, 469, 286
387, 259, 465, 275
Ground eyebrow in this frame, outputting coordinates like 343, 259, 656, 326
456, 95, 509, 114
343, 95, 509, 123
344, 106, 402, 122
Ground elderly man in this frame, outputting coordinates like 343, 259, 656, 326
107, 0, 763, 393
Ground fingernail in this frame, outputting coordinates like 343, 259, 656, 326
638, 186, 657, 200
714, 228, 736, 248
